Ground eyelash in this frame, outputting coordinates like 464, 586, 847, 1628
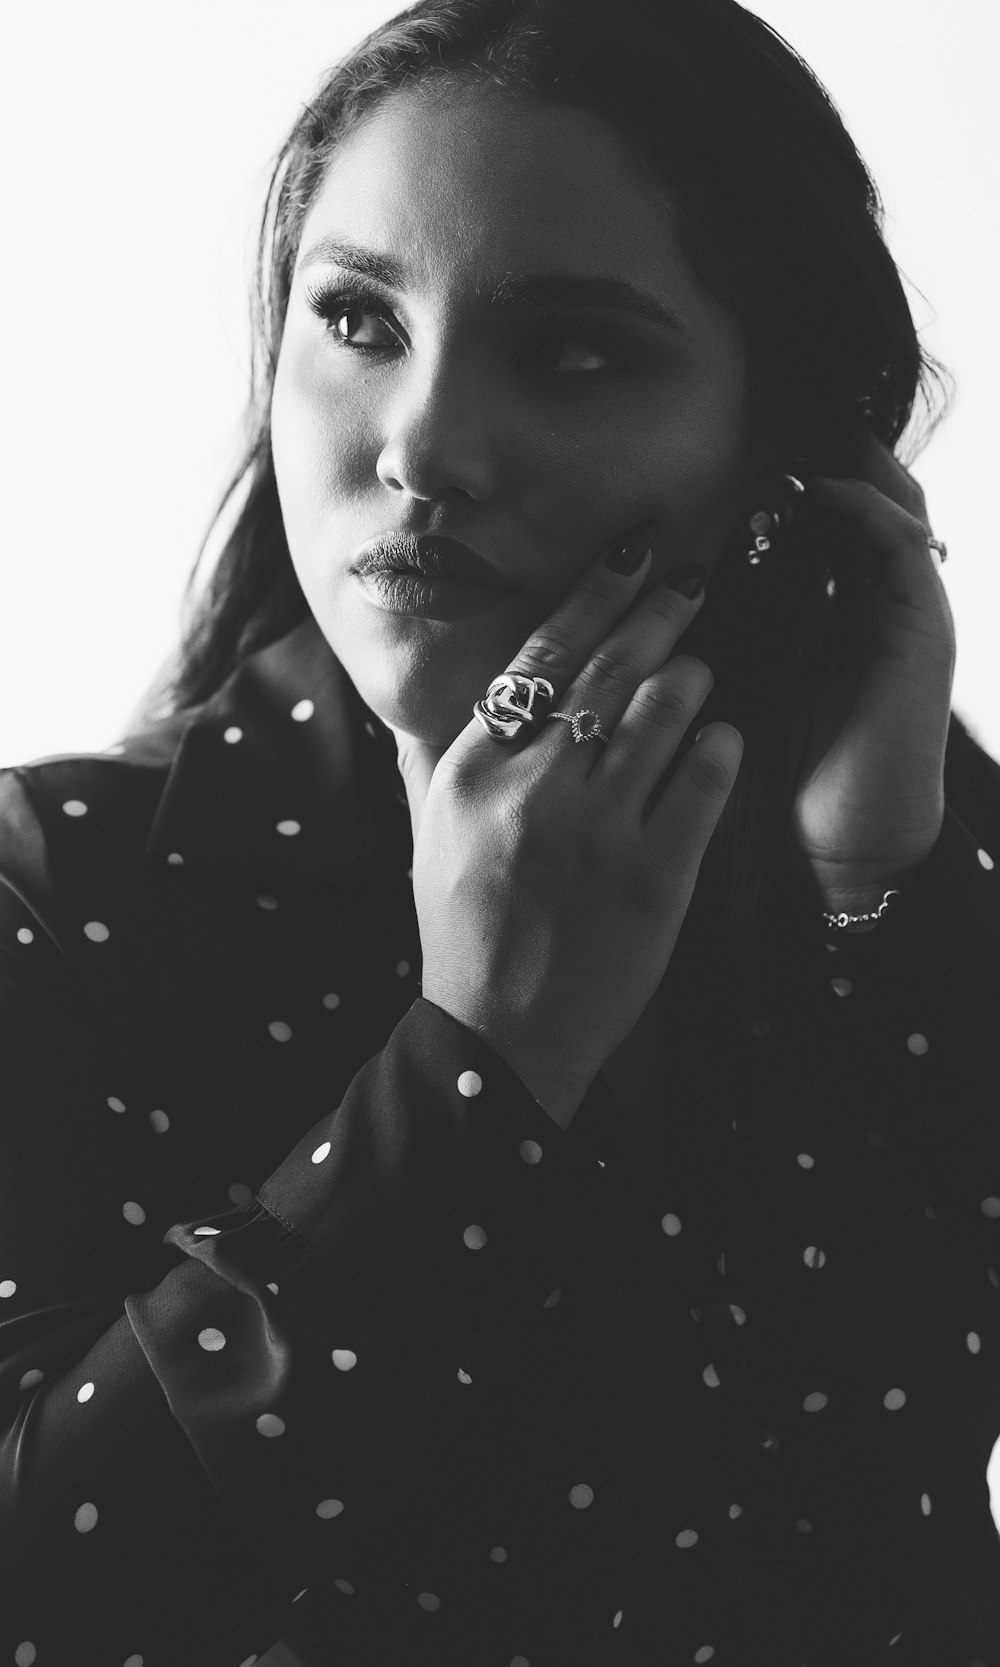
302, 276, 624, 375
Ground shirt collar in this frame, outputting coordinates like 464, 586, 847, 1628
141, 613, 410, 877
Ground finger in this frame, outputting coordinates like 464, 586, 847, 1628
448, 520, 658, 766
852, 433, 929, 525
642, 721, 743, 873
807, 476, 946, 611
593, 654, 714, 804
544, 571, 707, 769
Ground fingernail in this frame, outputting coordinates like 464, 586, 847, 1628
604, 520, 657, 574
664, 562, 706, 599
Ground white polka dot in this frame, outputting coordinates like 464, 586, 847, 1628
907, 1032, 929, 1055
312, 1141, 332, 1164
463, 1224, 487, 1250
795, 1518, 812, 1534
124, 1657, 143, 1667
968, 1331, 982, 1354
193, 1225, 220, 1236
542, 1287, 562, 1309
19, 1369, 44, 1390
457, 1367, 472, 1384
883, 1387, 907, 1411
62, 799, 88, 817
223, 726, 243, 743
729, 1304, 746, 1326
978, 848, 995, 871
316, 1497, 344, 1518
333, 1579, 354, 1595
107, 1096, 126, 1113
490, 1545, 508, 1563
256, 1413, 286, 1437
982, 1198, 1000, 1219
675, 1528, 698, 1548
612, 1610, 623, 1629
661, 1213, 682, 1237
760, 1431, 780, 1453
166, 852, 184, 865
803, 1245, 826, 1269
198, 1328, 226, 1352
797, 1152, 815, 1169
16, 927, 34, 945
569, 1483, 594, 1509
695, 1650, 716, 1664
268, 1020, 293, 1042
237, 1658, 257, 1667
277, 819, 301, 837
395, 959, 411, 978
84, 920, 109, 942
77, 1381, 95, 1402
15, 1645, 36, 1667
322, 992, 341, 1009
74, 1501, 98, 1532
703, 1363, 720, 1388
122, 1201, 146, 1226
728, 1503, 743, 1519
920, 1492, 932, 1516
0, 1280, 17, 1298
293, 1589, 308, 1601
228, 1182, 253, 1207
332, 1348, 357, 1371
266, 1282, 279, 1295
457, 1070, 482, 1097
256, 893, 279, 911
416, 1592, 440, 1611
291, 698, 315, 722
148, 1109, 170, 1134
519, 1140, 543, 1165
803, 1391, 828, 1412
830, 977, 853, 997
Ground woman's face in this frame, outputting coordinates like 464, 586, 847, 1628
271, 81, 763, 746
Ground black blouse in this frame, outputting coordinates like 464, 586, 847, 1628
2, 612, 1000, 1667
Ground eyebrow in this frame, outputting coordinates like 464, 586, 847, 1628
297, 237, 685, 333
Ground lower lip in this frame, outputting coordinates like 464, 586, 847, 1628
354, 570, 516, 620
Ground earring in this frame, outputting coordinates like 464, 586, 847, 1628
745, 471, 806, 566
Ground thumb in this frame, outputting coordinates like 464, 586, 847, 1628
386, 726, 445, 845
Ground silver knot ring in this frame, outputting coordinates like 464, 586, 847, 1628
928, 536, 948, 564
473, 672, 556, 741
548, 708, 610, 745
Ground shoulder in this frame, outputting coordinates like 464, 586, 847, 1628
0, 717, 188, 928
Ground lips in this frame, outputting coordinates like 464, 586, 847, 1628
351, 533, 514, 593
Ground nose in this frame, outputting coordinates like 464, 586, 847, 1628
375, 355, 499, 502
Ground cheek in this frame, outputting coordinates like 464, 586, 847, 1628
271, 350, 375, 551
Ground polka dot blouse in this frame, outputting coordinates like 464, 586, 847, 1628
2, 613, 1000, 1666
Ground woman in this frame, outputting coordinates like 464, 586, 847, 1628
2, 0, 998, 1662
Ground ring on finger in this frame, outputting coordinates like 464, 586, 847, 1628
473, 672, 556, 741
548, 708, 610, 745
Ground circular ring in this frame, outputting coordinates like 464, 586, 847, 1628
927, 536, 948, 564
547, 708, 609, 745
473, 672, 556, 742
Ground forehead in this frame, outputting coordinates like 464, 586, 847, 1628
298, 82, 702, 310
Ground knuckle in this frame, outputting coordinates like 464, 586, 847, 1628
633, 677, 695, 727
686, 744, 736, 797
516, 631, 574, 673
584, 645, 645, 697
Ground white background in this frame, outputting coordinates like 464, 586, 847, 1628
0, 0, 997, 768
1, 0, 999, 1518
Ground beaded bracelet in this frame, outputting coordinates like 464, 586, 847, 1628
822, 887, 901, 933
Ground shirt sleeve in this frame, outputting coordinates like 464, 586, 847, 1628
0, 769, 613, 1667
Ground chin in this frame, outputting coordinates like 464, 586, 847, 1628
341, 654, 478, 749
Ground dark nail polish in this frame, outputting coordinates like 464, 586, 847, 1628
604, 521, 657, 574
664, 562, 706, 599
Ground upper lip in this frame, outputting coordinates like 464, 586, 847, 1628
350, 533, 515, 592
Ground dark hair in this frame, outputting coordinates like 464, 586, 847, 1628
152, 0, 950, 967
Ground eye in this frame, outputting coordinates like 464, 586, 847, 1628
303, 278, 403, 352
517, 323, 617, 376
